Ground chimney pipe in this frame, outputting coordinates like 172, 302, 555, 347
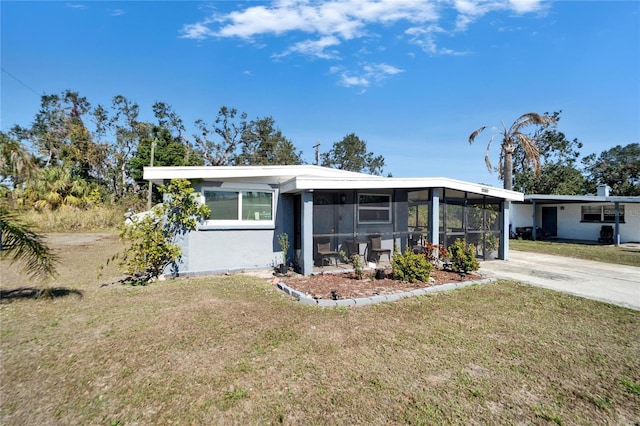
596, 185, 610, 197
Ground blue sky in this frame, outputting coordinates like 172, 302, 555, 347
1, 0, 638, 186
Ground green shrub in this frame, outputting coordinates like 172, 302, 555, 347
109, 179, 210, 285
340, 250, 364, 279
392, 246, 432, 283
448, 239, 480, 273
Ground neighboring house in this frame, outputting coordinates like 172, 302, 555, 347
511, 186, 640, 244
144, 165, 523, 276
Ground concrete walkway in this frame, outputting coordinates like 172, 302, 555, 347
480, 251, 640, 311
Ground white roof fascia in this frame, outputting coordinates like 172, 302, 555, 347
143, 165, 373, 185
523, 194, 640, 203
280, 176, 524, 201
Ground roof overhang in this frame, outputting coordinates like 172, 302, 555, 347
280, 176, 524, 201
521, 194, 640, 204
144, 165, 374, 186
143, 165, 523, 202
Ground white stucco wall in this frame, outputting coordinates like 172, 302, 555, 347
510, 203, 533, 232
511, 202, 640, 243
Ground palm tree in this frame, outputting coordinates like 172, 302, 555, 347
0, 206, 58, 280
469, 112, 556, 191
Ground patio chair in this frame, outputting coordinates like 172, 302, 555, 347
315, 236, 339, 267
369, 235, 391, 263
342, 240, 367, 263
597, 225, 614, 245
409, 229, 424, 253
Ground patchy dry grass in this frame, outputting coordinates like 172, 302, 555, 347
18, 206, 125, 233
1, 234, 639, 425
511, 239, 640, 267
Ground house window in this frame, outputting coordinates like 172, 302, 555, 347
603, 205, 624, 223
358, 193, 391, 223
581, 205, 625, 223
204, 191, 238, 220
581, 206, 602, 222
203, 189, 273, 224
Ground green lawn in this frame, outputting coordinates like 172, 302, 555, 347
1, 234, 639, 424
510, 239, 640, 267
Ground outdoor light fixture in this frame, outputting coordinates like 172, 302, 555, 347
340, 193, 346, 204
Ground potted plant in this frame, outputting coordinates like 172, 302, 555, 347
483, 232, 500, 258
277, 232, 290, 274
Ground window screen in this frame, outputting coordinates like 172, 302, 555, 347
358, 193, 391, 223
204, 191, 238, 220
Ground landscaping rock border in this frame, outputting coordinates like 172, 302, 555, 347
277, 277, 496, 307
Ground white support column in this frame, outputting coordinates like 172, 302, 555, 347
500, 201, 510, 260
301, 191, 314, 275
429, 188, 440, 246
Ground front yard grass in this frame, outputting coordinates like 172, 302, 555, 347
1, 234, 639, 424
510, 239, 640, 267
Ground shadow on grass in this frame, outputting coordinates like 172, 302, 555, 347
0, 287, 83, 302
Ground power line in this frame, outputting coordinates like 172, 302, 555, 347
1, 67, 42, 97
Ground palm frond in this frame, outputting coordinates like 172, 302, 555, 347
484, 134, 497, 171
468, 126, 487, 144
509, 112, 556, 134
515, 133, 542, 176
0, 208, 58, 280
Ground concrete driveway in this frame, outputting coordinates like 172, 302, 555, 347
480, 251, 640, 311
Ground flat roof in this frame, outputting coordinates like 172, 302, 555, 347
143, 165, 524, 201
144, 165, 374, 184
280, 175, 523, 201
522, 194, 640, 204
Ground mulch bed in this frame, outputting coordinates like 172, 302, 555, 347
277, 268, 483, 300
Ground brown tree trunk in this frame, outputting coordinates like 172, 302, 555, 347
503, 151, 513, 191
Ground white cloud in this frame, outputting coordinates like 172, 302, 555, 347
406, 25, 468, 56
66, 3, 87, 10
109, 9, 125, 17
210, 0, 439, 40
340, 74, 370, 88
452, 0, 546, 30
181, 23, 215, 40
332, 62, 404, 89
181, 0, 440, 55
181, 0, 545, 52
274, 36, 342, 59
180, 0, 548, 86
509, 0, 545, 14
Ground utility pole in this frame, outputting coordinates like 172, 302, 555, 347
146, 138, 156, 210
313, 141, 320, 165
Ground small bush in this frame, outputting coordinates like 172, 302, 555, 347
392, 246, 432, 283
339, 250, 364, 279
448, 239, 480, 273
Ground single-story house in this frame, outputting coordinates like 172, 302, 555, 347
510, 186, 640, 245
144, 165, 524, 276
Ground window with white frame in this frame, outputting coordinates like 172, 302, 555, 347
581, 205, 625, 223
203, 187, 274, 226
358, 193, 391, 223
